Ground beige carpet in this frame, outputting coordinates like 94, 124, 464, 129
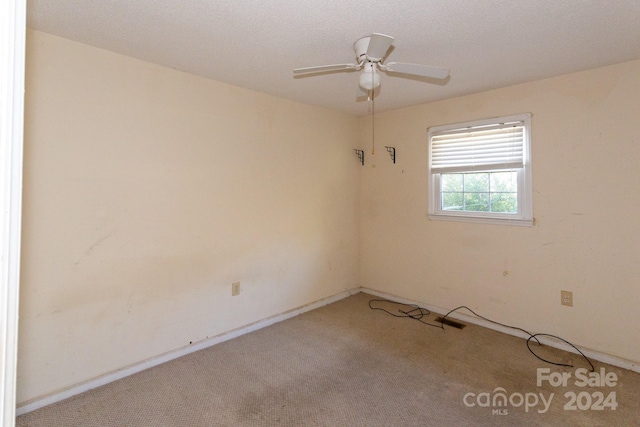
17, 292, 640, 426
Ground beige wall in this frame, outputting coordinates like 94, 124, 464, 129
360, 59, 640, 364
19, 28, 640, 406
18, 30, 360, 403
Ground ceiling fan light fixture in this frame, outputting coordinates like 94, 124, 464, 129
293, 33, 449, 95
358, 63, 380, 91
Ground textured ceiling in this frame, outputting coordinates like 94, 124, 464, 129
27, 0, 640, 116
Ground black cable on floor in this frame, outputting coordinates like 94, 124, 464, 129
527, 333, 595, 372
440, 305, 541, 344
369, 298, 595, 372
368, 299, 442, 328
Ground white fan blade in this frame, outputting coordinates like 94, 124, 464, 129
384, 62, 450, 79
293, 63, 358, 74
366, 33, 394, 61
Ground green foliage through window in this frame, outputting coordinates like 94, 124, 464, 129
441, 171, 517, 213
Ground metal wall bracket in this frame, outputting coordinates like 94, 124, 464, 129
354, 149, 364, 166
385, 146, 396, 164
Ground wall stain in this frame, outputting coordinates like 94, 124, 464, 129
74, 231, 116, 265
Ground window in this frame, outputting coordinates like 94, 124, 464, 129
427, 113, 532, 226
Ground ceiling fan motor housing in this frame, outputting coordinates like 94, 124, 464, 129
354, 37, 383, 91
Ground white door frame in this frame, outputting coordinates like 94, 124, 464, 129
1, 0, 26, 425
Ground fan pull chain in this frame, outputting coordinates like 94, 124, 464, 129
371, 66, 375, 155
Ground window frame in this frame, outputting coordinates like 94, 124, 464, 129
427, 113, 533, 226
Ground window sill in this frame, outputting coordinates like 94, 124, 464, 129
428, 213, 534, 227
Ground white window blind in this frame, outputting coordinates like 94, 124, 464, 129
430, 121, 524, 173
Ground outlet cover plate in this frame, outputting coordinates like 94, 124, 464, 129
232, 281, 240, 296
561, 290, 573, 307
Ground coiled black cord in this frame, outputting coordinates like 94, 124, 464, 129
370, 299, 594, 372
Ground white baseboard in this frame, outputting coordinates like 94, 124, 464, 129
16, 287, 360, 416
361, 287, 640, 374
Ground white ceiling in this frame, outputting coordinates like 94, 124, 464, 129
27, 0, 640, 116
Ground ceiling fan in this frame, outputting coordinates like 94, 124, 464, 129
293, 33, 450, 93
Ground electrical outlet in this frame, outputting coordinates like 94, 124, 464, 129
561, 290, 573, 307
232, 281, 241, 296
